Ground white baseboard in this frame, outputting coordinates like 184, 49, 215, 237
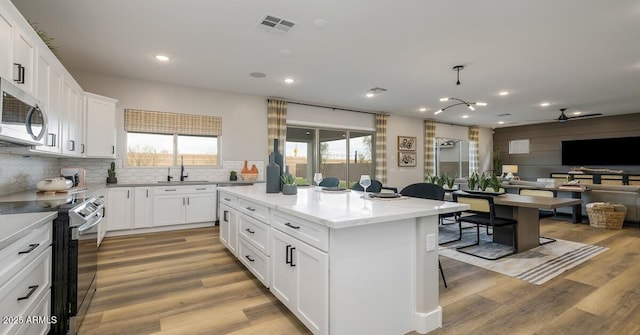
105, 221, 215, 237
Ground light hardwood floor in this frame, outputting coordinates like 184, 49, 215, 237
81, 218, 640, 335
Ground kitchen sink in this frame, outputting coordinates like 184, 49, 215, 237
157, 180, 210, 184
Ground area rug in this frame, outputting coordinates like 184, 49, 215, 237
438, 223, 608, 285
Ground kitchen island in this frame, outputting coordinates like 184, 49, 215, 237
218, 184, 468, 335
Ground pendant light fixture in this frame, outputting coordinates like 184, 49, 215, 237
453, 65, 463, 85
434, 65, 487, 115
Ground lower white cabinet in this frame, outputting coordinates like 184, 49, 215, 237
133, 187, 154, 228
270, 228, 328, 335
219, 203, 238, 256
238, 236, 270, 287
153, 186, 216, 227
106, 187, 134, 231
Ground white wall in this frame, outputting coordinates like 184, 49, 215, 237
386, 115, 425, 190
72, 72, 268, 164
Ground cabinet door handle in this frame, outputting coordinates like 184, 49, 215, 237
183, 198, 185, 205
245, 255, 255, 262
245, 207, 255, 212
165, 189, 177, 192
127, 190, 130, 198
285, 222, 300, 230
224, 198, 231, 201
285, 245, 292, 265
146, 189, 149, 198
245, 228, 255, 234
290, 247, 296, 267
81, 144, 85, 154
223, 210, 228, 222
112, 145, 115, 154
69, 140, 75, 151
47, 133, 56, 147
17, 285, 38, 301
196, 188, 207, 191
187, 197, 190, 205
13, 63, 25, 84
18, 243, 39, 255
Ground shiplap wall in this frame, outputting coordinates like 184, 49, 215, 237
493, 113, 640, 181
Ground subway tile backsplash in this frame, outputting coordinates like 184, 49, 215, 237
0, 153, 264, 196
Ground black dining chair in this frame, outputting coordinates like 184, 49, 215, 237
351, 179, 398, 193
319, 177, 340, 188
519, 188, 557, 245
400, 183, 458, 226
452, 192, 518, 260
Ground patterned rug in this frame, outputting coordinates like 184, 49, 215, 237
438, 222, 608, 285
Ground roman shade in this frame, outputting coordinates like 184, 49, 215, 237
124, 109, 221, 136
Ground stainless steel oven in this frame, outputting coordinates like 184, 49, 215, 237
68, 197, 104, 335
0, 77, 48, 146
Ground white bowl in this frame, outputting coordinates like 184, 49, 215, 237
37, 177, 73, 191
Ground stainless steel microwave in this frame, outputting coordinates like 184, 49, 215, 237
0, 77, 47, 146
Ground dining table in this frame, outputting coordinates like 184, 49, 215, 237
502, 184, 591, 224
489, 193, 583, 252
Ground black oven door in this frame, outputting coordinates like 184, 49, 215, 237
69, 214, 100, 335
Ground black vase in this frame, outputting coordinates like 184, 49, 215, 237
269, 139, 284, 190
266, 157, 281, 193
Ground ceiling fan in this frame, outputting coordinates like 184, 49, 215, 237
556, 108, 602, 122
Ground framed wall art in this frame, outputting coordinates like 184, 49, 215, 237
398, 136, 416, 151
398, 151, 417, 167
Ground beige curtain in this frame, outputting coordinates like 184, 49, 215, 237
469, 126, 479, 174
375, 114, 388, 184
267, 99, 287, 156
125, 109, 221, 136
424, 120, 436, 178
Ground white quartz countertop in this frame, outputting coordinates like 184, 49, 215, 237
0, 211, 57, 250
218, 184, 469, 229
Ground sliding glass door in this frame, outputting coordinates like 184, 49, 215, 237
285, 126, 374, 187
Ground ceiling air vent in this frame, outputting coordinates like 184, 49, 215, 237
369, 87, 387, 93
257, 14, 296, 35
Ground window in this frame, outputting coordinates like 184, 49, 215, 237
285, 126, 374, 187
125, 109, 221, 167
435, 138, 469, 178
509, 139, 530, 154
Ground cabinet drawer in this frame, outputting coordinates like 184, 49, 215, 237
0, 222, 52, 285
271, 211, 329, 252
238, 213, 270, 255
238, 237, 270, 287
0, 249, 51, 335
218, 193, 238, 209
238, 198, 269, 223
155, 185, 215, 195
14, 289, 51, 335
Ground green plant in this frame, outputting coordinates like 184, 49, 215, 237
478, 173, 490, 191
446, 175, 456, 189
281, 173, 296, 185
467, 172, 479, 190
425, 174, 437, 184
436, 175, 446, 187
493, 148, 502, 177
489, 175, 502, 192
29, 20, 57, 55
230, 170, 237, 176
107, 162, 116, 178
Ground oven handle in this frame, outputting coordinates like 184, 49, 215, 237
78, 213, 103, 233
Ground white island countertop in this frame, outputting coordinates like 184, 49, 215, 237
218, 184, 468, 229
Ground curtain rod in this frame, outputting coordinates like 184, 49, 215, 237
269, 98, 387, 116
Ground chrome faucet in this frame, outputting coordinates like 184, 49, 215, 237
180, 155, 188, 181
167, 168, 173, 182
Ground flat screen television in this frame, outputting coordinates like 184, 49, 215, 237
561, 136, 640, 166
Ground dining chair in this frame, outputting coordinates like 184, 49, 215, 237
452, 193, 518, 260
351, 179, 398, 193
318, 177, 340, 188
519, 188, 557, 245
400, 183, 459, 228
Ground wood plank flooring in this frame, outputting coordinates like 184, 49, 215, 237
81, 218, 640, 335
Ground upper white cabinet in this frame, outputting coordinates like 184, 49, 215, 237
33, 52, 62, 152
0, 10, 13, 80
11, 28, 35, 95
84, 92, 117, 158
0, 3, 35, 96
61, 78, 83, 156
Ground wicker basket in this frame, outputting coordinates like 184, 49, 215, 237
586, 202, 626, 229
240, 173, 258, 182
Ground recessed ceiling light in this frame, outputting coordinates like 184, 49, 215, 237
284, 78, 295, 84
314, 19, 327, 27
280, 49, 292, 55
498, 121, 505, 124
462, 115, 470, 119
155, 55, 170, 62
249, 72, 266, 78
572, 111, 582, 115
540, 102, 550, 107
499, 91, 509, 96
365, 92, 375, 98
419, 107, 427, 112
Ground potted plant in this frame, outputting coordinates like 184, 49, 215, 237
106, 162, 117, 184
493, 148, 502, 177
425, 173, 437, 184
445, 175, 457, 190
488, 175, 503, 193
281, 173, 297, 195
467, 172, 479, 190
229, 170, 237, 181
478, 173, 490, 191
436, 175, 446, 187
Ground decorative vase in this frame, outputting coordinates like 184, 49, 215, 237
282, 184, 297, 195
106, 177, 117, 184
266, 157, 281, 193
230, 173, 237, 181
269, 139, 284, 190
240, 161, 258, 181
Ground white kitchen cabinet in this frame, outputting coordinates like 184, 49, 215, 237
153, 185, 216, 227
61, 78, 83, 156
134, 187, 154, 228
84, 92, 117, 158
11, 26, 35, 95
32, 52, 63, 152
94, 188, 107, 247
271, 227, 328, 335
106, 187, 134, 231
218, 202, 238, 256
0, 10, 13, 80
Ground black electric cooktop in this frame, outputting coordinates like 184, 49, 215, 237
0, 198, 85, 215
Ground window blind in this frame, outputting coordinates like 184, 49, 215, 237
124, 109, 221, 136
